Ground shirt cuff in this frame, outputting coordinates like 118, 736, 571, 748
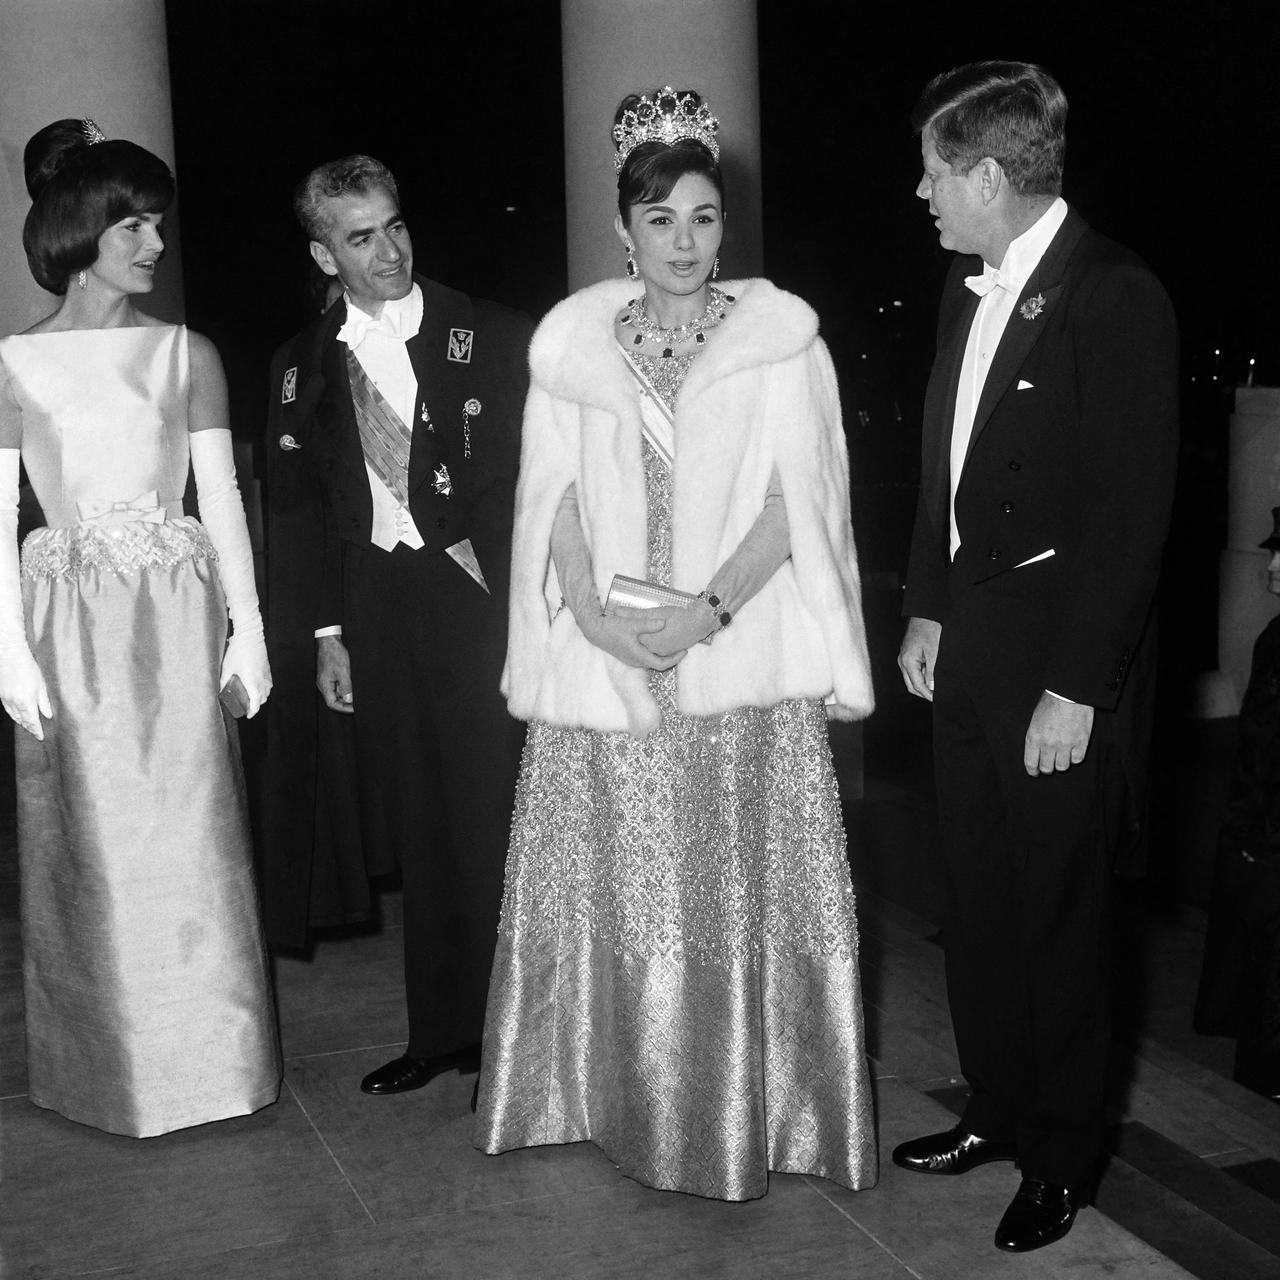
314, 625, 343, 639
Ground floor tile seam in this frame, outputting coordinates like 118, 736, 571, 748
800, 1177, 927, 1279
365, 1179, 625, 1226
282, 1076, 377, 1225
284, 1041, 407, 1063
0, 1090, 26, 1101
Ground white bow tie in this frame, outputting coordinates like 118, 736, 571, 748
964, 268, 1016, 297
337, 305, 407, 350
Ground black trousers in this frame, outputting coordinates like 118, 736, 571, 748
932, 565, 1124, 1190
342, 540, 524, 1061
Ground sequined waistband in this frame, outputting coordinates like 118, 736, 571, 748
21, 516, 217, 580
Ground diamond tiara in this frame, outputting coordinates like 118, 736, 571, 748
81, 118, 107, 146
612, 87, 720, 173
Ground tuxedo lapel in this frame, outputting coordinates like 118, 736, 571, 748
406, 279, 474, 497
964, 208, 1089, 464
923, 271, 980, 527
316, 304, 365, 479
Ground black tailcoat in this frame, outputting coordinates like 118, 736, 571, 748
262, 277, 531, 1057
903, 207, 1179, 1187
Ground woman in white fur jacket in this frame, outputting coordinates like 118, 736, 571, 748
475, 88, 877, 1201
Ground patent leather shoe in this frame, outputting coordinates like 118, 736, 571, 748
891, 1124, 1018, 1175
994, 1178, 1077, 1252
360, 1045, 481, 1095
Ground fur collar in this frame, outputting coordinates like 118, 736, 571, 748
529, 278, 819, 415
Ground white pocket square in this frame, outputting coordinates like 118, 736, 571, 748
1017, 379, 1035, 391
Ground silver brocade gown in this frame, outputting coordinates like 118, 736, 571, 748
475, 349, 877, 1200
1, 326, 281, 1137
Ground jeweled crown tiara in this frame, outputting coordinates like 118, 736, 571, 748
612, 87, 720, 173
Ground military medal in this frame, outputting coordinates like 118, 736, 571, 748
281, 367, 297, 403
462, 398, 481, 458
433, 464, 453, 497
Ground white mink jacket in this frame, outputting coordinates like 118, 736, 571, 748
501, 277, 874, 737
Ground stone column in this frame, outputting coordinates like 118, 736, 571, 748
560, 0, 762, 290
0, 0, 182, 334
1195, 386, 1280, 717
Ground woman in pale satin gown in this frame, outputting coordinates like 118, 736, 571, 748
476, 89, 878, 1200
0, 119, 280, 1137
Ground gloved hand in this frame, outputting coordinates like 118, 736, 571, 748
190, 430, 272, 718
635, 602, 717, 659
582, 605, 684, 670
0, 448, 51, 739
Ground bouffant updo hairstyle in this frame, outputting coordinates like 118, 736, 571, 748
22, 119, 174, 295
613, 89, 725, 226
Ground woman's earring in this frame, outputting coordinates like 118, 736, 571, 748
77, 270, 87, 290
625, 243, 637, 279
712, 256, 720, 280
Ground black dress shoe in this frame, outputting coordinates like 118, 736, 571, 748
360, 1044, 481, 1096
994, 1178, 1077, 1252
892, 1125, 1018, 1175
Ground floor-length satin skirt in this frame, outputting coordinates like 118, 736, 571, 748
17, 519, 280, 1137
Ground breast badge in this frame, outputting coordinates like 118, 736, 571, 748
281, 366, 297, 403
447, 328, 474, 364
433, 464, 453, 497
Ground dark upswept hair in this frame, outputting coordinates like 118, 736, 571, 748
22, 119, 174, 295
613, 90, 725, 225
912, 61, 1067, 199
293, 154, 400, 246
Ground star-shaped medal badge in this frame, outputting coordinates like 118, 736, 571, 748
433, 464, 453, 497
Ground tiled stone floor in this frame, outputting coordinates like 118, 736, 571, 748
1, 691, 1276, 1279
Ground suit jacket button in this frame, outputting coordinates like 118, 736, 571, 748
988, 547, 1002, 560
1008, 460, 1022, 471
1002, 501, 1014, 513
437, 517, 448, 529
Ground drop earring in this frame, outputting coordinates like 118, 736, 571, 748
77, 270, 87, 290
712, 256, 720, 280
625, 243, 637, 279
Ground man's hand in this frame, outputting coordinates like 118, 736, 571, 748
316, 634, 354, 713
898, 616, 942, 701
1024, 692, 1094, 776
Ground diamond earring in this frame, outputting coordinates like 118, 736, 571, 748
77, 270, 87, 290
625, 243, 637, 279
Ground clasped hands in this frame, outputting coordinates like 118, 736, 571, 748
583, 601, 717, 670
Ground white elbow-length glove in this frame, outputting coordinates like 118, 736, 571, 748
190, 430, 272, 717
0, 448, 51, 739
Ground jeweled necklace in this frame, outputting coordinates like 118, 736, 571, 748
621, 285, 734, 356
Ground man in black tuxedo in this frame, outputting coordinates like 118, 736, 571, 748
894, 63, 1178, 1252
264, 155, 530, 1096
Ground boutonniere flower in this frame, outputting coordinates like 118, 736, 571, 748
462, 399, 482, 458
1019, 293, 1047, 321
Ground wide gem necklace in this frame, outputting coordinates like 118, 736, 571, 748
621, 285, 735, 357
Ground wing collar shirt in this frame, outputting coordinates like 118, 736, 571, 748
313, 284, 425, 640
337, 282, 426, 552
949, 196, 1068, 558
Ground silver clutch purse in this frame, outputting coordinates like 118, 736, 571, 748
605, 574, 698, 611
604, 575, 712, 644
